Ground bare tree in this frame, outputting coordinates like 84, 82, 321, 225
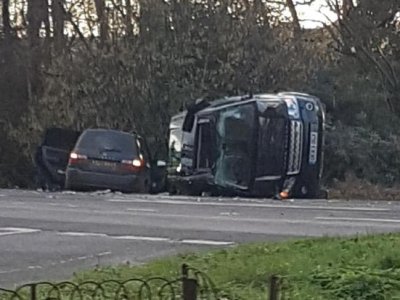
326, 0, 400, 114
125, 0, 134, 36
94, 0, 108, 47
27, 0, 49, 46
286, 0, 301, 36
342, 0, 354, 16
52, 0, 65, 53
2, 0, 11, 39
26, 0, 50, 98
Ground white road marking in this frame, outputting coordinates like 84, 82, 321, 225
316, 217, 400, 224
97, 251, 112, 256
114, 210, 400, 228
108, 198, 389, 212
219, 212, 239, 216
126, 208, 157, 213
180, 239, 235, 246
28, 265, 43, 270
55, 229, 235, 246
113, 235, 170, 242
48, 203, 79, 208
0, 227, 41, 236
57, 232, 108, 237
0, 268, 21, 274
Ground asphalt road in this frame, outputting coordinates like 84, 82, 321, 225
1, 189, 400, 287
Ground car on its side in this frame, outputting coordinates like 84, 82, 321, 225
65, 129, 156, 193
167, 92, 325, 199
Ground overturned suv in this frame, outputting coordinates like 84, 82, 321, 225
167, 92, 325, 199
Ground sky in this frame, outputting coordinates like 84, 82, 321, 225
295, 0, 338, 28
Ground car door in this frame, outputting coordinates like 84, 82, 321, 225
36, 128, 81, 187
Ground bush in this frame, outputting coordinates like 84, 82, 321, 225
323, 123, 400, 186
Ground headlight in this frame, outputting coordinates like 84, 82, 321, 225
283, 97, 300, 119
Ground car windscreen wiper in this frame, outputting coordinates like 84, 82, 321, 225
101, 146, 122, 153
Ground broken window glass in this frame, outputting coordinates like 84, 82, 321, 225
168, 116, 184, 172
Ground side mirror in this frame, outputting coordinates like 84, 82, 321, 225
156, 160, 167, 167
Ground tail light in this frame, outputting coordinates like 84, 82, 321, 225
121, 159, 143, 172
68, 152, 88, 165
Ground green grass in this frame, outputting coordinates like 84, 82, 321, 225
73, 234, 400, 299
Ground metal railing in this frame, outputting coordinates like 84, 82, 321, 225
0, 265, 220, 300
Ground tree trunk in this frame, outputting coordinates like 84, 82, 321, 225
125, 0, 134, 37
52, 0, 65, 53
2, 0, 12, 39
26, 0, 49, 98
94, 0, 108, 48
27, 0, 48, 47
286, 0, 301, 37
342, 0, 354, 16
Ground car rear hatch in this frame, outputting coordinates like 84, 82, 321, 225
70, 130, 141, 175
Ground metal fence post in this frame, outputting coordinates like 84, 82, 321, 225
182, 264, 197, 300
30, 284, 37, 300
269, 275, 280, 300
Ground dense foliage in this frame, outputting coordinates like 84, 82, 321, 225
0, 0, 399, 188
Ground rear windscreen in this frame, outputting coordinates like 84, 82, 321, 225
43, 128, 81, 150
76, 130, 138, 156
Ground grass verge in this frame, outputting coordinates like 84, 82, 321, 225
74, 234, 400, 299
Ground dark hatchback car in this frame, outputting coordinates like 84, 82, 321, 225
65, 129, 155, 193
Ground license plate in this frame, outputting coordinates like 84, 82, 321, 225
92, 160, 117, 168
309, 132, 318, 164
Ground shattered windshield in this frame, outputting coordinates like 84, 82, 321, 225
169, 129, 182, 155
214, 103, 256, 189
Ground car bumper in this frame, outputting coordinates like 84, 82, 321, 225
66, 168, 142, 192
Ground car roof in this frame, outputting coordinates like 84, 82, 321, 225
278, 91, 318, 99
171, 91, 320, 118
82, 128, 136, 137
254, 94, 284, 101
198, 94, 283, 113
